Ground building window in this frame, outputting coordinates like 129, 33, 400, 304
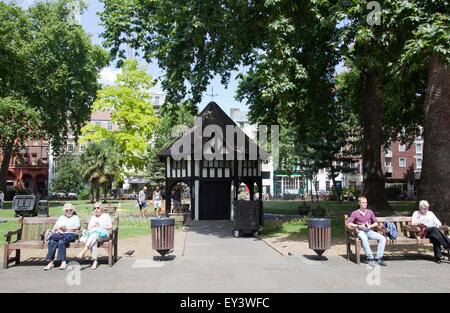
399, 157, 406, 167
399, 143, 406, 152
416, 143, 422, 155
107, 121, 112, 131
67, 140, 74, 152
283, 177, 298, 191
314, 181, 319, 191
262, 171, 271, 179
385, 157, 392, 167
416, 157, 422, 170
155, 96, 160, 106
325, 181, 331, 192
32, 154, 38, 165
172, 159, 187, 170
350, 180, 357, 187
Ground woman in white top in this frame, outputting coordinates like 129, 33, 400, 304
77, 202, 112, 269
153, 186, 162, 217
412, 200, 449, 263
44, 203, 80, 270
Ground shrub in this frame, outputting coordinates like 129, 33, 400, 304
78, 189, 90, 200
6, 188, 31, 201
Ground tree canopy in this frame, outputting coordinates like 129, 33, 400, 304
0, 0, 109, 191
80, 59, 159, 179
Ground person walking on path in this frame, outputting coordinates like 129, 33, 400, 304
139, 186, 148, 219
346, 196, 387, 266
0, 190, 4, 209
153, 186, 162, 217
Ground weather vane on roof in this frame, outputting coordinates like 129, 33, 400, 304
206, 86, 218, 100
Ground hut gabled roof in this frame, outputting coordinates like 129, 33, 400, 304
157, 102, 268, 159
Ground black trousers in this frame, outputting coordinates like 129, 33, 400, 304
426, 227, 450, 258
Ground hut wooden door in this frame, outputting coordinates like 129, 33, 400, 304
199, 181, 230, 220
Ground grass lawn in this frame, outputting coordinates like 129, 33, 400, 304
260, 200, 417, 243
1, 199, 417, 244
0, 200, 155, 242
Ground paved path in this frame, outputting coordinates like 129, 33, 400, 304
0, 220, 449, 293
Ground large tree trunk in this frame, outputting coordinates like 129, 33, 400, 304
418, 52, 450, 224
0, 144, 14, 192
362, 67, 392, 213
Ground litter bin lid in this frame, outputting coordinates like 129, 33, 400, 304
151, 218, 175, 227
307, 218, 331, 228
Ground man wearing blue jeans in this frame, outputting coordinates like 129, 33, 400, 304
347, 196, 387, 266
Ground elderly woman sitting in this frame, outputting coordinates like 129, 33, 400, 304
77, 202, 112, 270
412, 200, 450, 263
44, 203, 80, 270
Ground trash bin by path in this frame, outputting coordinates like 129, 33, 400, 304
307, 218, 331, 256
151, 217, 175, 258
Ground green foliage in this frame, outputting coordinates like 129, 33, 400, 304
81, 59, 158, 177
78, 189, 90, 201
0, 0, 109, 152
51, 153, 83, 193
6, 188, 31, 201
0, 96, 43, 155
145, 102, 196, 187
79, 140, 120, 202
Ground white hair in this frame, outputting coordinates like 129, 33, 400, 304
419, 200, 430, 209
62, 202, 76, 213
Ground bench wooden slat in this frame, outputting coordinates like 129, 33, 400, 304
345, 214, 450, 264
3, 216, 119, 269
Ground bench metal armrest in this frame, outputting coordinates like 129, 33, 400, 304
4, 229, 21, 243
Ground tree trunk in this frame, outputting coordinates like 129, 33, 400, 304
418, 52, 450, 224
0, 144, 13, 192
362, 67, 392, 213
330, 169, 342, 203
89, 183, 94, 203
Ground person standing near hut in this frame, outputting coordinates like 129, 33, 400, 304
153, 186, 162, 217
171, 185, 181, 213
139, 186, 148, 219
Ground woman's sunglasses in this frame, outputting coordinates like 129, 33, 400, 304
93, 206, 101, 210
65, 209, 73, 213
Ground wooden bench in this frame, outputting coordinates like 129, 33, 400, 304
3, 216, 119, 269
103, 204, 117, 214
345, 215, 450, 264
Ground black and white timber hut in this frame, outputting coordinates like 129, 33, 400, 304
158, 102, 266, 223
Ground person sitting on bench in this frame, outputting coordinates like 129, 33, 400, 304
412, 200, 450, 263
346, 196, 387, 266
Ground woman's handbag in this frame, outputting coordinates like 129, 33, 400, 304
79, 229, 90, 243
44, 229, 55, 243
418, 224, 428, 239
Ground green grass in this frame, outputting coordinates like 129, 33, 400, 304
0, 200, 154, 242
261, 200, 417, 242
